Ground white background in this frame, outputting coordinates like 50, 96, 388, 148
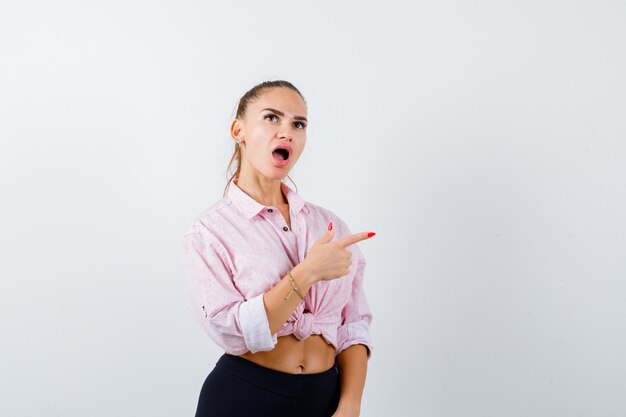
1, 1, 625, 416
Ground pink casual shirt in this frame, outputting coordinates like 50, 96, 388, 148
181, 178, 373, 359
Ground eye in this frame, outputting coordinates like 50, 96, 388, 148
265, 113, 306, 129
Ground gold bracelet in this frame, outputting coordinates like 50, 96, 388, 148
284, 271, 305, 301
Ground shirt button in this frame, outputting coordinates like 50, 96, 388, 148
283, 226, 289, 231
267, 208, 273, 213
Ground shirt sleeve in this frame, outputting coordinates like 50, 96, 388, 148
335, 255, 374, 360
181, 230, 278, 355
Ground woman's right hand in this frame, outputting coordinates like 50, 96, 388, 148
301, 222, 375, 283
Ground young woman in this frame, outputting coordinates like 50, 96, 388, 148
182, 80, 375, 417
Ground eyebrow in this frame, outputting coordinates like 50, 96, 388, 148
260, 107, 308, 123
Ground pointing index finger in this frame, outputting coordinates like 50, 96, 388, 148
336, 231, 373, 248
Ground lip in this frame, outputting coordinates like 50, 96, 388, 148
271, 144, 293, 167
272, 144, 293, 156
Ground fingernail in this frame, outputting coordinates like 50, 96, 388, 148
367, 232, 376, 238
328, 222, 333, 231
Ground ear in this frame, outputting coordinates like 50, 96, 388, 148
230, 118, 244, 143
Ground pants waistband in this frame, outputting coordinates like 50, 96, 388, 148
215, 353, 338, 398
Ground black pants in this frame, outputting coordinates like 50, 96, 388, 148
195, 353, 341, 417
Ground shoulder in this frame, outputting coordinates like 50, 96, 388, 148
182, 197, 233, 246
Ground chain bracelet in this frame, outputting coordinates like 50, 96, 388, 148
284, 271, 305, 301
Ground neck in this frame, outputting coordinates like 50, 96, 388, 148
234, 176, 287, 208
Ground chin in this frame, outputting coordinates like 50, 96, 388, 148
264, 169, 290, 180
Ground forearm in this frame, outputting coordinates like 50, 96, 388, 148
263, 263, 317, 335
336, 344, 368, 412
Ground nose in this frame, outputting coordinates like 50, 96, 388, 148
277, 129, 294, 142
277, 121, 297, 141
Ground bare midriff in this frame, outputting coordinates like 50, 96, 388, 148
232, 334, 336, 374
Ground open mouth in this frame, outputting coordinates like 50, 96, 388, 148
271, 144, 293, 167
272, 148, 290, 161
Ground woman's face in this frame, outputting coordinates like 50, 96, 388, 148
232, 87, 308, 180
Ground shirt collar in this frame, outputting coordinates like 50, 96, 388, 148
227, 178, 307, 219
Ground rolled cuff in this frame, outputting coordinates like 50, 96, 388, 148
336, 319, 373, 359
238, 293, 278, 353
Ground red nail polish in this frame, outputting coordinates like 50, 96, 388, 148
367, 232, 376, 238
328, 222, 333, 231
